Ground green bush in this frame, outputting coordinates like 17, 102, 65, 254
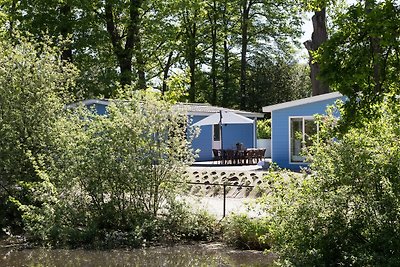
261, 101, 400, 266
10, 87, 207, 248
257, 119, 271, 139
0, 37, 77, 233
222, 213, 271, 250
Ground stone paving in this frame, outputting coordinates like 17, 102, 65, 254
185, 161, 270, 198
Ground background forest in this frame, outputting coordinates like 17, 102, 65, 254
0, 0, 312, 111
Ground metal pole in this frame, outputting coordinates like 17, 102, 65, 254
223, 183, 226, 218
219, 110, 224, 165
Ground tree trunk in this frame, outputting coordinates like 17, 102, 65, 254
210, 0, 218, 105
187, 21, 197, 102
240, 0, 250, 109
129, 0, 146, 89
59, 3, 73, 62
162, 52, 174, 94
304, 8, 329, 96
222, 0, 230, 106
104, 0, 143, 88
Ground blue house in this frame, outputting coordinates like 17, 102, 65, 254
175, 103, 263, 161
68, 99, 263, 162
262, 92, 344, 170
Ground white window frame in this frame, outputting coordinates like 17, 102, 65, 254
288, 116, 318, 165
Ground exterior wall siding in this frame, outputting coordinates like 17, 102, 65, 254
190, 115, 213, 161
271, 97, 344, 170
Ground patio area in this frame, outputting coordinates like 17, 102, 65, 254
186, 159, 272, 197
184, 160, 271, 218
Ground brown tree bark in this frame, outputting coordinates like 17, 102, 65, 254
104, 0, 145, 89
240, 0, 251, 109
209, 0, 218, 105
162, 52, 174, 94
304, 8, 330, 96
222, 0, 230, 106
59, 3, 73, 62
185, 16, 197, 103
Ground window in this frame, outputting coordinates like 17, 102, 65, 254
290, 117, 318, 163
213, 124, 220, 141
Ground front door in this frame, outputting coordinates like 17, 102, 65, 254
212, 124, 221, 149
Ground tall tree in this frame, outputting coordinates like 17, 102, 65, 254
237, 0, 302, 109
317, 0, 400, 129
303, 8, 329, 96
206, 0, 219, 105
103, 0, 146, 88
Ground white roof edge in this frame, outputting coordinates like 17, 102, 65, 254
66, 99, 264, 117
66, 99, 110, 108
187, 111, 264, 118
262, 92, 343, 112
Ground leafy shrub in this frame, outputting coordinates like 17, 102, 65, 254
0, 37, 76, 232
11, 89, 207, 247
222, 213, 271, 250
257, 119, 271, 139
261, 101, 400, 266
159, 201, 218, 243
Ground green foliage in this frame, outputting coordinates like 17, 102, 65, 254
257, 119, 271, 139
222, 213, 271, 251
0, 37, 77, 232
261, 100, 400, 266
0, 0, 309, 107
158, 201, 217, 243
317, 0, 400, 131
11, 88, 207, 247
247, 58, 311, 112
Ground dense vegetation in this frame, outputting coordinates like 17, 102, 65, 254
1, 0, 400, 265
0, 38, 218, 247
0, 0, 311, 111
257, 0, 400, 265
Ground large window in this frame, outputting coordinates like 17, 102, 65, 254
290, 117, 318, 163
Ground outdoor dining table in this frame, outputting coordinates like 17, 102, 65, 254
216, 148, 266, 165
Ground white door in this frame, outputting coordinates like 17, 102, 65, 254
212, 124, 221, 149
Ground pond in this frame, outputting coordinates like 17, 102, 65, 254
0, 243, 275, 267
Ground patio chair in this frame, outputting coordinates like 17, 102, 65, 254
224, 149, 236, 165
212, 149, 222, 164
246, 149, 256, 165
256, 148, 266, 162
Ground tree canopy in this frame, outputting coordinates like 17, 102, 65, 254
0, 0, 310, 108
317, 0, 400, 129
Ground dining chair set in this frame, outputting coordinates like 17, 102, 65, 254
212, 148, 266, 165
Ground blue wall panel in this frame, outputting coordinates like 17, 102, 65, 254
190, 115, 213, 161
271, 97, 344, 170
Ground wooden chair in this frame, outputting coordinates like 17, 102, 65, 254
258, 148, 266, 162
246, 149, 256, 165
212, 149, 222, 164
224, 149, 236, 165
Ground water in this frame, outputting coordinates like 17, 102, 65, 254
0, 243, 275, 267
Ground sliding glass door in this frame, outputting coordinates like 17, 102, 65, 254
290, 117, 318, 163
